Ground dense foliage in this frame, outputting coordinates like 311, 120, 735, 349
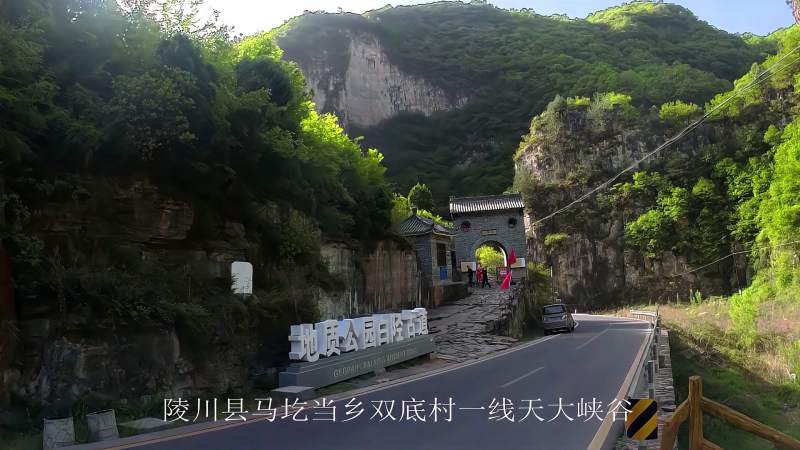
407, 182, 435, 212
277, 1, 775, 209
517, 24, 800, 357
0, 0, 392, 332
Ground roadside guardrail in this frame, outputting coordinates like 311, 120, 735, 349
628, 307, 661, 400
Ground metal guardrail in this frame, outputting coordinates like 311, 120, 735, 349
630, 309, 658, 324
627, 307, 661, 400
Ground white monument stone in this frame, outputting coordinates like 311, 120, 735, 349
352, 316, 377, 350
230, 261, 253, 295
337, 319, 359, 352
374, 315, 391, 346
413, 308, 429, 334
401, 310, 416, 338
287, 308, 429, 361
316, 320, 341, 358
388, 313, 403, 342
288, 323, 319, 362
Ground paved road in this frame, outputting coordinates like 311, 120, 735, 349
98, 315, 651, 450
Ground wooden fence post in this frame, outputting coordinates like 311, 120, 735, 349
688, 376, 703, 450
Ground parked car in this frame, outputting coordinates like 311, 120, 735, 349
542, 303, 576, 335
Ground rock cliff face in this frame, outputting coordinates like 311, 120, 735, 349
0, 176, 423, 414
285, 32, 466, 128
516, 108, 748, 307
317, 240, 421, 319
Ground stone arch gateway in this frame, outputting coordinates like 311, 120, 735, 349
471, 239, 508, 267
449, 194, 527, 279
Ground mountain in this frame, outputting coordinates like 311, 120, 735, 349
0, 0, 394, 408
514, 27, 800, 307
274, 1, 776, 208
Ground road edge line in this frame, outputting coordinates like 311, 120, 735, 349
586, 322, 652, 450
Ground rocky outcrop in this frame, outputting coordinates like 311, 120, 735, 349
0, 176, 421, 417
516, 108, 744, 307
317, 239, 421, 319
287, 32, 467, 128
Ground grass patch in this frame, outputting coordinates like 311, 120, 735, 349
670, 327, 800, 450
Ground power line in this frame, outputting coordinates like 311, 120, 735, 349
529, 42, 800, 227
670, 239, 800, 277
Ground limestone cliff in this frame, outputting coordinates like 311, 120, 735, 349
0, 176, 422, 415
515, 104, 749, 307
283, 31, 466, 128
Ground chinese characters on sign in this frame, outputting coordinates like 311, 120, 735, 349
288, 308, 429, 362
163, 396, 634, 424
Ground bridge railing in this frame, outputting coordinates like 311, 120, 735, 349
660, 376, 800, 450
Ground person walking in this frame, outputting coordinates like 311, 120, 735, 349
481, 267, 491, 288
467, 265, 474, 287
476, 264, 483, 288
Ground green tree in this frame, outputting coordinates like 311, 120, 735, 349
476, 246, 504, 273
587, 92, 638, 133
408, 182, 434, 212
625, 210, 672, 258
391, 193, 411, 224
659, 100, 701, 126
0, 0, 395, 335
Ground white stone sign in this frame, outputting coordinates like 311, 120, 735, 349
510, 257, 527, 269
231, 261, 253, 295
288, 308, 429, 362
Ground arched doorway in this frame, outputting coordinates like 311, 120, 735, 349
472, 239, 512, 284
474, 241, 507, 274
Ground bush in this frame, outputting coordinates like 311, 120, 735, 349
729, 289, 761, 348
522, 262, 553, 330
417, 209, 452, 228
659, 100, 701, 126
781, 339, 800, 384
543, 233, 569, 253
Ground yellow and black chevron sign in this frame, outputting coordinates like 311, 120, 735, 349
625, 398, 658, 440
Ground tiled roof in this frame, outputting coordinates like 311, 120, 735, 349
449, 193, 524, 214
396, 214, 455, 236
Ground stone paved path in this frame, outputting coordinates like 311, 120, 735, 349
317, 286, 520, 396
427, 286, 518, 363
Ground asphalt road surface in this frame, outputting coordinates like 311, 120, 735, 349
94, 315, 651, 450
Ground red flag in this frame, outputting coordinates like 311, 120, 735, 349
508, 248, 517, 266
501, 270, 512, 289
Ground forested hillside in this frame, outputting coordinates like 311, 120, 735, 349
276, 1, 776, 207
514, 24, 800, 417
0, 0, 392, 412
515, 22, 800, 302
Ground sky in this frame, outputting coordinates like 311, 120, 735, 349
203, 0, 796, 37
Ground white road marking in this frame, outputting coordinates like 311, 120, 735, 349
575, 328, 609, 350
331, 334, 559, 398
500, 366, 545, 388
587, 327, 653, 450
